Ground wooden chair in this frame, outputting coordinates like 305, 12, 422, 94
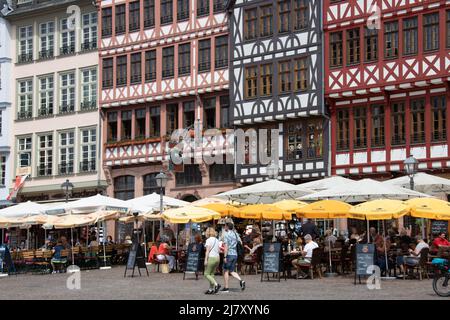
242, 246, 263, 275
404, 248, 430, 280
297, 247, 324, 279
21, 250, 35, 273
33, 250, 52, 274
52, 249, 69, 273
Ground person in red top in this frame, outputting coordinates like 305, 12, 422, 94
156, 239, 175, 271
432, 232, 450, 248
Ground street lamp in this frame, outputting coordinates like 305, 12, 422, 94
155, 172, 168, 236
403, 155, 424, 238
60, 179, 75, 270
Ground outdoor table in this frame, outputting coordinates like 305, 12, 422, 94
283, 251, 301, 278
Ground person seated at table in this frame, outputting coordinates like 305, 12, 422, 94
156, 239, 175, 272
88, 236, 99, 248
291, 234, 318, 279
106, 235, 115, 245
375, 235, 390, 272
397, 235, 429, 275
324, 229, 337, 252
432, 232, 450, 248
60, 236, 71, 249
124, 235, 133, 245
51, 240, 66, 274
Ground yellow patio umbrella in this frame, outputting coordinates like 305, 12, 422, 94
191, 197, 229, 206
405, 198, 450, 220
119, 213, 163, 223
272, 200, 308, 218
87, 210, 124, 223
162, 206, 221, 224
296, 200, 352, 219
349, 199, 410, 220
239, 204, 289, 220
200, 203, 240, 217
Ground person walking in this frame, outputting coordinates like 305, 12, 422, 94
221, 222, 245, 293
204, 227, 221, 294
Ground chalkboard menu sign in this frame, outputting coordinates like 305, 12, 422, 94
124, 236, 148, 277
431, 220, 449, 235
262, 243, 281, 273
355, 243, 375, 276
185, 243, 203, 272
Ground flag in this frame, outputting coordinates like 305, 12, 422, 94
6, 175, 29, 201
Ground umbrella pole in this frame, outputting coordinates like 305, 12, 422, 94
143, 220, 147, 258
152, 221, 155, 242
100, 220, 110, 270
70, 227, 76, 270
366, 219, 370, 243
381, 220, 395, 280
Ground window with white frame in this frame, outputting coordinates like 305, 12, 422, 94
60, 18, 75, 55
18, 26, 33, 63
82, 12, 97, 51
37, 134, 53, 176
0, 155, 5, 186
18, 137, 32, 168
38, 76, 54, 116
39, 22, 54, 59
59, 131, 75, 175
18, 79, 33, 119
60, 73, 75, 113
80, 128, 96, 172
81, 68, 97, 110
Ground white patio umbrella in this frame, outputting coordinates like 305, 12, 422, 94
299, 178, 430, 203
45, 194, 131, 214
299, 176, 357, 191
383, 172, 450, 194
0, 201, 48, 218
215, 179, 312, 204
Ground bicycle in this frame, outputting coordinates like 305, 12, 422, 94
431, 258, 450, 297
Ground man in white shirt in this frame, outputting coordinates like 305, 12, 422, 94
404, 235, 429, 267
291, 234, 319, 279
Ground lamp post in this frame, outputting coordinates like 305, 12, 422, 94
403, 155, 424, 238
61, 179, 75, 269
155, 172, 168, 237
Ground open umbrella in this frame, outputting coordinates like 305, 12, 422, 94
119, 213, 163, 223
191, 197, 230, 206
383, 172, 450, 194
239, 204, 290, 220
46, 194, 131, 214
299, 176, 357, 191
200, 203, 239, 217
296, 200, 352, 219
271, 200, 308, 215
162, 206, 221, 224
0, 201, 48, 218
405, 198, 450, 220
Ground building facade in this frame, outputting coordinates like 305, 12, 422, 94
5, 0, 106, 202
325, 0, 450, 178
99, 0, 235, 203
0, 14, 12, 203
229, 0, 328, 184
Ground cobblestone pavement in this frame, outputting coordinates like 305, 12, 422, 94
0, 266, 447, 300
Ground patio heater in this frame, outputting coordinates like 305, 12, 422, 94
404, 155, 424, 238
155, 172, 168, 239
61, 179, 78, 272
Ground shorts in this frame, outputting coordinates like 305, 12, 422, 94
404, 256, 419, 267
223, 255, 238, 272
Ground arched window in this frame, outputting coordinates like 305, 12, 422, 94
114, 175, 135, 200
143, 173, 162, 195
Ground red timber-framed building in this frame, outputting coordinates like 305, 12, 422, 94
325, 0, 450, 181
98, 0, 235, 215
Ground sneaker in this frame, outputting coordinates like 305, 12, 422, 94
214, 284, 221, 294
221, 287, 229, 293
240, 280, 246, 291
204, 289, 214, 295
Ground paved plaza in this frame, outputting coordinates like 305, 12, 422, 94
0, 266, 447, 300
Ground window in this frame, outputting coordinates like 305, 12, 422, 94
410, 99, 425, 144
215, 36, 228, 69
129, 2, 140, 31
18, 79, 33, 119
432, 96, 446, 141
59, 131, 75, 175
60, 73, 75, 113
82, 12, 97, 51
244, 8, 257, 40
371, 105, 385, 147
176, 164, 202, 186
81, 68, 97, 110
162, 46, 174, 78
115, 4, 126, 34
178, 0, 189, 20
294, 57, 308, 91
161, 0, 173, 24
143, 173, 159, 195
447, 10, 450, 48
121, 110, 132, 140
197, 0, 209, 17
198, 39, 211, 72
330, 32, 343, 67
80, 128, 96, 173
102, 58, 113, 88
107, 112, 118, 142
114, 176, 135, 200
144, 0, 155, 28
209, 164, 234, 182
60, 18, 75, 55
131, 53, 142, 84
135, 108, 146, 139
260, 64, 272, 96
307, 120, 323, 158
203, 97, 216, 129
18, 137, 32, 168
353, 107, 367, 148
244, 66, 258, 99
116, 55, 127, 86
178, 43, 191, 75
364, 28, 378, 62
384, 21, 398, 58
336, 109, 349, 150
260, 5, 273, 37
220, 95, 229, 128
346, 28, 360, 65
278, 0, 291, 33
149, 107, 160, 137
424, 13, 439, 51
294, 0, 308, 31
39, 22, 54, 59
403, 17, 418, 55
286, 122, 303, 160
0, 156, 5, 186
279, 61, 290, 93
38, 76, 54, 116
183, 101, 195, 128
102, 7, 112, 37
213, 0, 224, 12
391, 101, 405, 145
166, 104, 178, 134
18, 26, 33, 63
145, 50, 157, 81
37, 134, 53, 176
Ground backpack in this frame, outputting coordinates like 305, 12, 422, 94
234, 231, 244, 257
